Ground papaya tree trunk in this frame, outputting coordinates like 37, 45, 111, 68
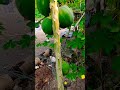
50, 0, 64, 90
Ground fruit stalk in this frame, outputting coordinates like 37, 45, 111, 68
50, 0, 64, 90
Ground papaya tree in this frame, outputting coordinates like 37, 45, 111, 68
36, 0, 64, 89
36, 0, 78, 89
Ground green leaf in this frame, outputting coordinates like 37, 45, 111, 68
49, 43, 54, 48
78, 66, 85, 75
18, 35, 32, 48
81, 50, 85, 58
66, 72, 77, 81
46, 35, 53, 39
3, 40, 16, 49
70, 63, 77, 72
35, 22, 40, 28
36, 43, 41, 47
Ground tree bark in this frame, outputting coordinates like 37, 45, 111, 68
50, 0, 64, 90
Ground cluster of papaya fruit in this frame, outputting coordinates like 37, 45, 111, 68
37, 0, 74, 35
15, 0, 74, 35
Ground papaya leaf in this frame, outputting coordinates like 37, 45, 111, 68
3, 40, 16, 49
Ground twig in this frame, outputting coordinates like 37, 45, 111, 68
36, 17, 46, 23
75, 12, 85, 28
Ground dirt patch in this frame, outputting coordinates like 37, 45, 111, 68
35, 65, 53, 90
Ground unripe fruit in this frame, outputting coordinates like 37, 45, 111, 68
59, 5, 74, 28
62, 60, 70, 75
36, 0, 50, 17
41, 17, 53, 35
15, 0, 34, 21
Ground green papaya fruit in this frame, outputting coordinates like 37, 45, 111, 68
59, 5, 74, 28
41, 17, 53, 35
15, 0, 34, 21
62, 60, 70, 75
36, 0, 50, 17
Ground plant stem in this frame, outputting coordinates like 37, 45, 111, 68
50, 0, 64, 90
75, 12, 85, 29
